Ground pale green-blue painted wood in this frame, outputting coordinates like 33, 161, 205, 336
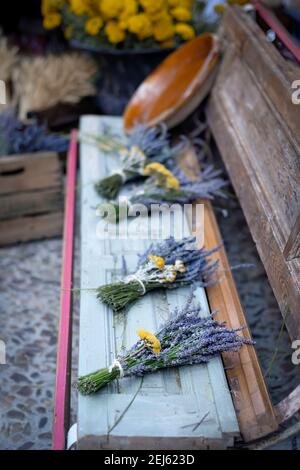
77, 116, 239, 449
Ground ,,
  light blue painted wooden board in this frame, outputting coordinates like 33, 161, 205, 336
77, 115, 239, 450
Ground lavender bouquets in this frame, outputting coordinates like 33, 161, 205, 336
76, 296, 253, 395
96, 237, 219, 313
0, 109, 69, 156
82, 124, 186, 199
96, 163, 227, 222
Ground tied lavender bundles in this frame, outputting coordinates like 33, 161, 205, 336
76, 296, 253, 395
96, 163, 228, 223
83, 124, 186, 200
96, 237, 219, 313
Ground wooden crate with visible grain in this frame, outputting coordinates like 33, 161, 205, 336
77, 116, 241, 449
0, 151, 64, 246
206, 6, 300, 341
53, 117, 300, 449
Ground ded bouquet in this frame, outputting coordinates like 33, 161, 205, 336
41, 0, 210, 49
96, 237, 219, 312
84, 123, 187, 199
96, 162, 227, 221
76, 295, 253, 395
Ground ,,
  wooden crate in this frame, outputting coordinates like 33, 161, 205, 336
77, 116, 240, 450
0, 151, 64, 246
207, 6, 300, 341
54, 119, 300, 450
75, 116, 280, 448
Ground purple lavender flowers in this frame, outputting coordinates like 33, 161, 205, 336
96, 237, 219, 312
0, 109, 69, 156
76, 295, 253, 395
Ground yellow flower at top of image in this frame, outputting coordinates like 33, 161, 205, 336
148, 8, 171, 23
119, 19, 128, 31
70, 0, 87, 16
85, 17, 103, 35
148, 255, 165, 270
153, 16, 175, 42
137, 329, 161, 354
144, 162, 180, 189
171, 6, 192, 22
175, 23, 195, 40
100, 0, 124, 19
105, 21, 126, 44
128, 13, 153, 40
120, 0, 138, 19
43, 12, 62, 29
119, 0, 138, 30
140, 0, 166, 15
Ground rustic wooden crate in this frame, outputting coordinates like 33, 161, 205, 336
207, 6, 300, 341
0, 151, 64, 245
77, 116, 240, 450
54, 117, 299, 449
